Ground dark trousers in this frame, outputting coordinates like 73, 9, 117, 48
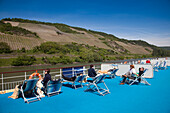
121, 75, 135, 83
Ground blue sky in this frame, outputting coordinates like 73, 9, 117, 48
0, 0, 170, 46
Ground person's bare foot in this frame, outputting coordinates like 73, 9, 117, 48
119, 82, 125, 85
8, 96, 18, 99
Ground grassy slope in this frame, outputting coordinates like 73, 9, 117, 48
160, 46, 170, 50
3, 20, 152, 54
1, 18, 170, 57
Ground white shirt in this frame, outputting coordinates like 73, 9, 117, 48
125, 68, 136, 75
129, 68, 136, 75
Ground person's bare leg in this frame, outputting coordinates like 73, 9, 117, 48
8, 85, 19, 99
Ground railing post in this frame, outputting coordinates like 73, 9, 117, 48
25, 72, 27, 80
60, 69, 62, 78
43, 70, 45, 78
83, 66, 86, 75
2, 73, 3, 91
72, 67, 74, 76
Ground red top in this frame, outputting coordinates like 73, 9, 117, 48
146, 60, 151, 63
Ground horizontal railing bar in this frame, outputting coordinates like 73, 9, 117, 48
2, 75, 26, 79
0, 64, 101, 74
0, 80, 24, 85
0, 64, 103, 91
0, 72, 60, 80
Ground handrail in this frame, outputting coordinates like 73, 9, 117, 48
0, 80, 24, 85
0, 64, 102, 91
0, 64, 101, 74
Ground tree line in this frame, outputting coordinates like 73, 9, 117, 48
1, 41, 168, 66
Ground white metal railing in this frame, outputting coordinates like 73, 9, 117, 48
0, 58, 155, 91
0, 64, 101, 91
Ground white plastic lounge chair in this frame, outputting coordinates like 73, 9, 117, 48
20, 79, 41, 103
128, 69, 150, 86
84, 74, 110, 96
46, 79, 62, 97
63, 75, 87, 89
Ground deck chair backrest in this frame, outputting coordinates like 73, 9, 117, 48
153, 62, 159, 67
155, 62, 158, 66
110, 69, 118, 74
141, 69, 148, 76
94, 75, 106, 84
75, 75, 86, 82
163, 61, 166, 67
47, 79, 62, 93
23, 79, 39, 92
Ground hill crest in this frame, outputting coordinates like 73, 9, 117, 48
1, 18, 169, 56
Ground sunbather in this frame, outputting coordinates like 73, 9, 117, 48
98, 68, 117, 74
62, 73, 83, 81
119, 65, 138, 85
8, 76, 44, 99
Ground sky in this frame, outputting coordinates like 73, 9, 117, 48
0, 0, 170, 46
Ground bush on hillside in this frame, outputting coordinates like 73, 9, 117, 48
21, 47, 26, 53
39, 42, 62, 54
55, 24, 81, 34
11, 55, 36, 66
152, 47, 170, 57
42, 55, 74, 65
0, 42, 11, 53
0, 21, 39, 38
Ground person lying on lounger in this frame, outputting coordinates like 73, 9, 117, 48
98, 67, 117, 74
119, 65, 138, 85
62, 73, 83, 81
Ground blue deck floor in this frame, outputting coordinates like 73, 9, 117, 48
0, 67, 170, 113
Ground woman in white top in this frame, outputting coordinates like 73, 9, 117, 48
120, 65, 138, 85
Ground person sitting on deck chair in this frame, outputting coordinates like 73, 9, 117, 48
8, 77, 44, 99
42, 68, 51, 94
137, 67, 145, 82
146, 59, 151, 64
137, 60, 141, 64
88, 64, 97, 78
120, 65, 138, 85
8, 81, 27, 99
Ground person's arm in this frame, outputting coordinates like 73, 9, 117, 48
133, 73, 139, 76
132, 69, 139, 76
92, 68, 97, 76
43, 75, 47, 83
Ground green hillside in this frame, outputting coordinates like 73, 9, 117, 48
0, 20, 39, 38
0, 18, 170, 67
160, 46, 170, 50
